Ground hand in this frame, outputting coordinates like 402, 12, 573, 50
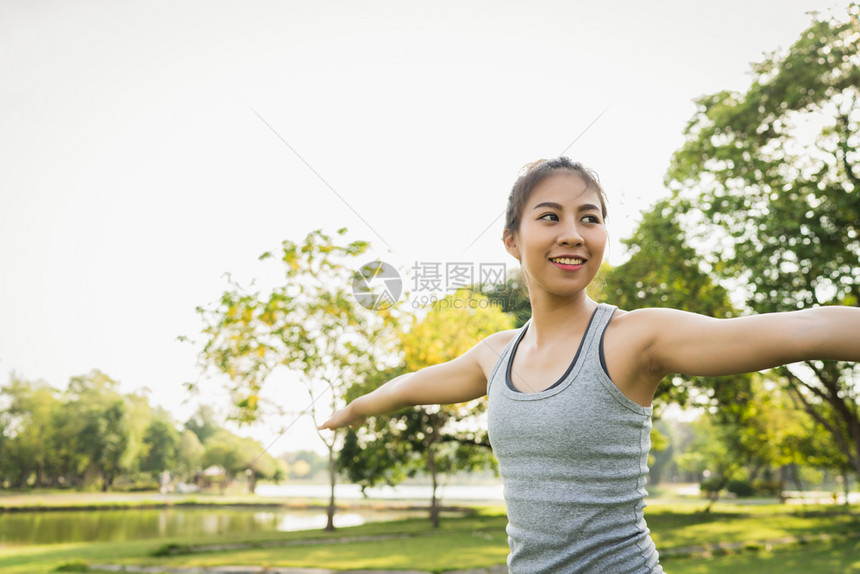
317, 403, 367, 431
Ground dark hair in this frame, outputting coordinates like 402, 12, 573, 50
503, 157, 608, 238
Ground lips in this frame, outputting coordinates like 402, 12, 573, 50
549, 256, 585, 265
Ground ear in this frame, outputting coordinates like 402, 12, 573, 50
503, 230, 521, 261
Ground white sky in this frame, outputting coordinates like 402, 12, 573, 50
0, 0, 849, 454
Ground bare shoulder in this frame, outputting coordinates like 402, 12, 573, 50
471, 329, 520, 378
605, 307, 662, 343
607, 307, 700, 338
602, 307, 685, 404
603, 307, 660, 362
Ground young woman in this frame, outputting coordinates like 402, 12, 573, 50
319, 157, 860, 573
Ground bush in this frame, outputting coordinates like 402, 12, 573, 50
151, 543, 193, 557
700, 477, 724, 495
54, 562, 89, 572
752, 479, 782, 497
727, 479, 756, 498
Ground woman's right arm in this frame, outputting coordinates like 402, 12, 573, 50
318, 330, 516, 430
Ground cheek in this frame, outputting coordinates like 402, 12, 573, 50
588, 229, 609, 254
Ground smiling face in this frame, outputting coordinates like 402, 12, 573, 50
503, 170, 607, 301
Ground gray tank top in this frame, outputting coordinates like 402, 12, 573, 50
487, 304, 662, 573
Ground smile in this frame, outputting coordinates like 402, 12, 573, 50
550, 257, 585, 265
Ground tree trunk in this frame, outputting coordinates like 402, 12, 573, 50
703, 477, 728, 513
325, 443, 336, 532
428, 443, 440, 528
426, 413, 443, 528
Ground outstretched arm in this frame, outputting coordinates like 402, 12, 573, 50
318, 330, 515, 430
629, 306, 860, 381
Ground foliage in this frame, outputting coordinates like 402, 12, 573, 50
140, 416, 180, 478
184, 405, 222, 444
280, 450, 329, 479
726, 479, 756, 498
200, 430, 283, 492
665, 5, 860, 479
339, 289, 513, 527
604, 198, 747, 410
175, 429, 205, 480
0, 372, 271, 492
193, 227, 400, 530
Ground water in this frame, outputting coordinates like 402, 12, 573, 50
0, 506, 425, 547
0, 483, 505, 547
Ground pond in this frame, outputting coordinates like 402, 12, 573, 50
0, 506, 427, 546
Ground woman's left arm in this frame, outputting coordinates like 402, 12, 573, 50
633, 306, 860, 380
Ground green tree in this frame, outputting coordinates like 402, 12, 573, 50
666, 6, 860, 478
0, 374, 58, 488
140, 415, 181, 478
239, 436, 284, 493
60, 370, 132, 491
185, 405, 222, 445
200, 430, 282, 493
341, 289, 513, 527
604, 198, 743, 408
202, 430, 246, 490
193, 228, 399, 530
176, 429, 205, 482
120, 392, 154, 481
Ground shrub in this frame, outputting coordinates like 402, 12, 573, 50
727, 479, 755, 497
54, 562, 89, 572
151, 543, 193, 557
700, 477, 724, 496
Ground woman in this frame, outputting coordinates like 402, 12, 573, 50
320, 157, 860, 573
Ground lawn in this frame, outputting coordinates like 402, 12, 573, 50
665, 538, 860, 574
1, 500, 859, 573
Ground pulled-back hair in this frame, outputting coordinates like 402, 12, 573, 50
503, 157, 608, 238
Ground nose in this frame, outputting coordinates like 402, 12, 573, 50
557, 220, 584, 247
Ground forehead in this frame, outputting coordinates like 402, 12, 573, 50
526, 171, 600, 207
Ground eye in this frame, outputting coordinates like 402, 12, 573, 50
581, 214, 602, 224
538, 213, 559, 222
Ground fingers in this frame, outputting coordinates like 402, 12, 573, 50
317, 409, 353, 431
317, 417, 341, 431
317, 410, 367, 431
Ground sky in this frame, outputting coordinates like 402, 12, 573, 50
0, 0, 851, 454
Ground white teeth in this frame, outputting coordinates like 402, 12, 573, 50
551, 257, 584, 265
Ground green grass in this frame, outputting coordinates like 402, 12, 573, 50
1, 501, 859, 573
664, 538, 860, 573
647, 504, 860, 550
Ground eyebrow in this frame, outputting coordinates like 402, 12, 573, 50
532, 201, 602, 213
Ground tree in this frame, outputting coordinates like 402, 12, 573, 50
193, 228, 399, 530
175, 429, 205, 482
340, 289, 513, 527
185, 405, 223, 444
140, 415, 181, 478
239, 436, 284, 493
202, 430, 246, 490
0, 374, 58, 488
62, 370, 132, 491
604, 199, 744, 408
666, 6, 860, 478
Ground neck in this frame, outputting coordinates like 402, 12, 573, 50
525, 289, 597, 346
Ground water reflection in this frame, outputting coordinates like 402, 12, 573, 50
0, 507, 423, 547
